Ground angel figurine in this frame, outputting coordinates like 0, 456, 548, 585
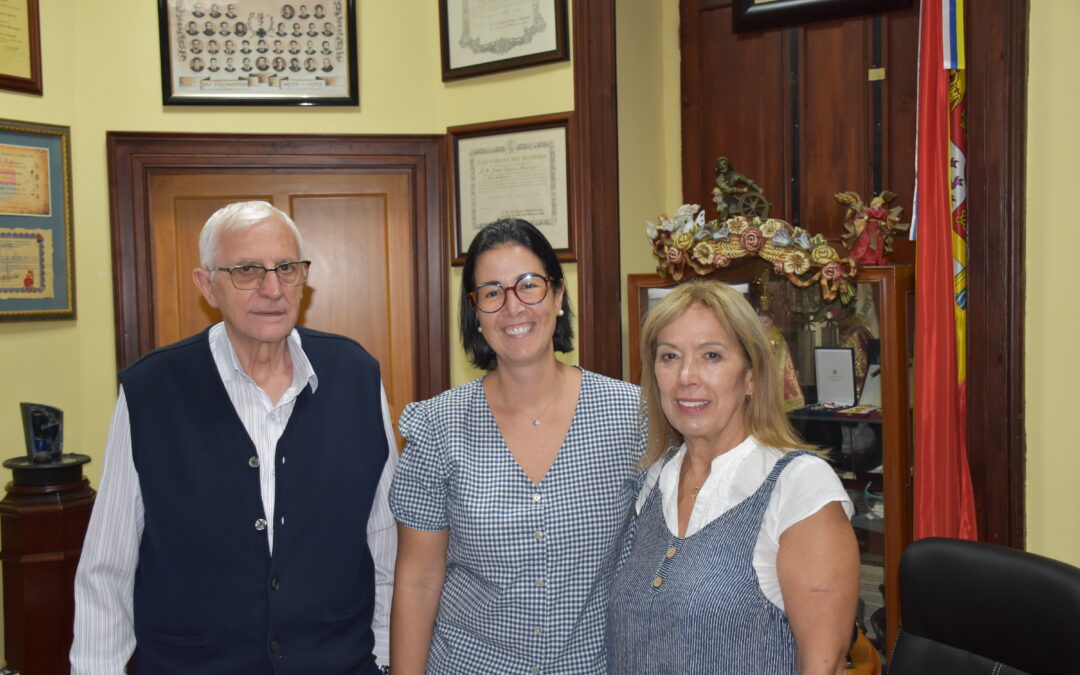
835, 190, 910, 265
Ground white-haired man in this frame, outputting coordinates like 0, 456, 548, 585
72, 201, 396, 674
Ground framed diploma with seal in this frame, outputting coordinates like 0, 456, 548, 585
0, 0, 42, 95
448, 112, 574, 264
157, 0, 358, 106
439, 0, 569, 81
0, 118, 75, 321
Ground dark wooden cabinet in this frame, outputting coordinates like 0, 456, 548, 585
0, 458, 94, 674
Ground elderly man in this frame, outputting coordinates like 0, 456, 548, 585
71, 201, 396, 674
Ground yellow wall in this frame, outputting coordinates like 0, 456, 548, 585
615, 0, 683, 378
1025, 2, 1080, 566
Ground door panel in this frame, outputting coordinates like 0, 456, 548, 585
148, 172, 414, 430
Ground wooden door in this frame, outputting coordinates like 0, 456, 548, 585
147, 172, 415, 430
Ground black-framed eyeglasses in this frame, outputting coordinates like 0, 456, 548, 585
214, 260, 311, 290
469, 274, 554, 313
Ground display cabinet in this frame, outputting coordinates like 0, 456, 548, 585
628, 262, 914, 660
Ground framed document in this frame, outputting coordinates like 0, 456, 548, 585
157, 0, 358, 106
449, 112, 574, 264
0, 118, 75, 321
733, 0, 913, 33
814, 347, 856, 407
0, 0, 42, 95
439, 0, 569, 81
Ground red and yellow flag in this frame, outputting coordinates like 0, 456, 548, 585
911, 0, 977, 541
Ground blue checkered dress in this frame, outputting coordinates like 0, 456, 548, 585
390, 368, 645, 674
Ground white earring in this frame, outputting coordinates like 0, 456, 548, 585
478, 326, 483, 333
557, 309, 565, 317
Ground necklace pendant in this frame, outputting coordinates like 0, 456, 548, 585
532, 418, 541, 426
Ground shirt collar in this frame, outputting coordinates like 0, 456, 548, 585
208, 322, 319, 394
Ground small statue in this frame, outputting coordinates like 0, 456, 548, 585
835, 191, 910, 265
20, 402, 64, 464
712, 156, 771, 220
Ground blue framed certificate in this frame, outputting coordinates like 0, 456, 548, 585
0, 118, 75, 320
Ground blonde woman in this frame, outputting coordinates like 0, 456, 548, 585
608, 279, 859, 674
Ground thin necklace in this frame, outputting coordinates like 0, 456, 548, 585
528, 367, 564, 426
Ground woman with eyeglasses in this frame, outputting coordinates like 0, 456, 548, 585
389, 219, 645, 674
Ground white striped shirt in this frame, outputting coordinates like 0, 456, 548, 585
71, 324, 398, 673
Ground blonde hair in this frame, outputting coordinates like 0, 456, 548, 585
638, 278, 818, 467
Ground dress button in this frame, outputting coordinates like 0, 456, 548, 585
269, 638, 280, 651
248, 456, 260, 468
254, 518, 267, 531
532, 493, 542, 502
666, 546, 677, 558
271, 576, 280, 590
534, 530, 544, 540
652, 576, 664, 588
534, 625, 542, 634
532, 667, 540, 674
535, 577, 544, 586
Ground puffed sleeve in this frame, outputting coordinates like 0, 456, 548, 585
389, 399, 450, 531
770, 454, 855, 540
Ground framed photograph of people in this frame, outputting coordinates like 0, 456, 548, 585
157, 0, 358, 105
449, 112, 574, 264
0, 0, 43, 95
732, 0, 913, 33
439, 0, 569, 81
0, 118, 75, 321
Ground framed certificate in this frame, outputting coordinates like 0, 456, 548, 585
0, 118, 75, 321
0, 0, 43, 95
448, 112, 574, 264
439, 0, 569, 81
814, 347, 856, 407
157, 0, 358, 106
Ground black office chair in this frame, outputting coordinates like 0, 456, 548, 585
888, 537, 1080, 675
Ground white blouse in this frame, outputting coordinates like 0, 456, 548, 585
635, 435, 853, 611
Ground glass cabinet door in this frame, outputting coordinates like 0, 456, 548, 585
628, 263, 914, 660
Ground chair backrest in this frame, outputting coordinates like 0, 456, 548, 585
888, 537, 1080, 675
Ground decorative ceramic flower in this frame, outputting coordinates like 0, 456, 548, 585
811, 244, 839, 265
645, 220, 658, 241
713, 253, 731, 268
739, 227, 764, 252
783, 250, 811, 275
821, 261, 843, 279
665, 245, 685, 264
674, 232, 695, 250
727, 216, 749, 235
712, 223, 731, 241
760, 219, 785, 238
692, 241, 715, 266
793, 230, 813, 250
771, 228, 792, 247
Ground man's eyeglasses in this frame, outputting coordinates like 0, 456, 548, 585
214, 260, 311, 290
469, 274, 554, 313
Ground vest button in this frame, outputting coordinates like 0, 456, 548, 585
652, 576, 663, 588
248, 456, 260, 468
254, 518, 267, 531
270, 638, 280, 651
271, 576, 280, 590
666, 546, 677, 558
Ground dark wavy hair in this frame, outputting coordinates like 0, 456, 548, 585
459, 218, 575, 370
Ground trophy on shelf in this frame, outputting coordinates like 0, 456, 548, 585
19, 402, 64, 464
5, 402, 89, 485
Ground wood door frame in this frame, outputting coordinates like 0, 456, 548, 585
106, 132, 449, 400
571, 0, 622, 378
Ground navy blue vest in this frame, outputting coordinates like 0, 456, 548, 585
121, 327, 387, 674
